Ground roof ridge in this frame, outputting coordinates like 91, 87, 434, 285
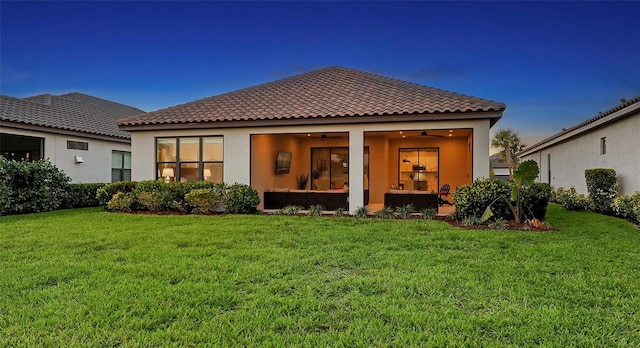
522, 94, 640, 152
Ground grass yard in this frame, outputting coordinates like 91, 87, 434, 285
1, 204, 639, 346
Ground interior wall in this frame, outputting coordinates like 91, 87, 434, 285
364, 135, 388, 205
251, 134, 299, 192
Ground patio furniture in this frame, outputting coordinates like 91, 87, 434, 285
438, 184, 452, 206
383, 190, 438, 210
264, 190, 369, 210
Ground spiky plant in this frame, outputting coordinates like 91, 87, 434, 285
396, 204, 415, 219
334, 207, 345, 217
420, 207, 437, 220
354, 206, 369, 218
278, 205, 302, 215
307, 204, 325, 216
374, 206, 395, 219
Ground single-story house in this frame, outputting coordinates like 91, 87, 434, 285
0, 92, 144, 183
518, 95, 639, 196
490, 153, 510, 180
117, 66, 506, 211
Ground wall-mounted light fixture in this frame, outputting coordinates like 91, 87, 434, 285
74, 156, 84, 164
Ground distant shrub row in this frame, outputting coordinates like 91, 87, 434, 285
550, 169, 639, 224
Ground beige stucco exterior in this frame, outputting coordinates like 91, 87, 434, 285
1, 126, 131, 183
130, 119, 492, 211
519, 104, 639, 196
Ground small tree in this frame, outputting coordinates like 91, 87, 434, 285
491, 128, 526, 179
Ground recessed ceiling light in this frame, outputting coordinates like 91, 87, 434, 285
399, 131, 403, 134
402, 135, 406, 138
449, 130, 453, 133
449, 134, 452, 137
307, 134, 311, 137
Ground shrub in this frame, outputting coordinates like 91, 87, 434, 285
334, 207, 345, 217
420, 208, 437, 220
354, 206, 369, 218
107, 192, 135, 212
374, 206, 395, 219
97, 181, 138, 208
184, 188, 222, 214
278, 205, 302, 215
396, 204, 415, 219
521, 183, 552, 220
61, 183, 106, 209
0, 158, 70, 215
488, 217, 508, 230
223, 183, 260, 214
462, 216, 482, 226
307, 204, 325, 216
453, 178, 513, 221
561, 188, 590, 210
612, 192, 640, 223
137, 191, 164, 212
585, 168, 618, 214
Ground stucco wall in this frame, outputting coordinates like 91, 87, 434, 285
520, 112, 639, 195
130, 119, 493, 209
2, 127, 130, 183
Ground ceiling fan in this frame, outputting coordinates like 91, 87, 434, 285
407, 130, 444, 138
319, 133, 344, 140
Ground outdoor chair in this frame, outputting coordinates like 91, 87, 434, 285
438, 184, 453, 206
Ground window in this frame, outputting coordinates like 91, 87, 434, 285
600, 137, 606, 155
112, 151, 131, 182
310, 147, 369, 190
156, 136, 223, 183
399, 148, 439, 191
67, 140, 88, 151
1, 133, 44, 161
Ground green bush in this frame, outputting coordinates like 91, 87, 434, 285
136, 191, 164, 212
107, 192, 135, 212
354, 206, 369, 218
278, 205, 302, 215
0, 158, 70, 215
521, 183, 552, 220
184, 188, 222, 214
61, 183, 106, 209
420, 208, 437, 220
223, 183, 260, 214
585, 168, 618, 214
97, 181, 138, 208
452, 178, 513, 221
307, 204, 325, 216
560, 188, 590, 210
612, 192, 640, 223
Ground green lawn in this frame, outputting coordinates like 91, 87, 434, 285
1, 205, 638, 346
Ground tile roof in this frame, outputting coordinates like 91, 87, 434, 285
490, 153, 509, 168
118, 66, 505, 128
1, 92, 144, 139
520, 95, 640, 154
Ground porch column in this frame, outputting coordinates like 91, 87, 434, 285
348, 129, 364, 214
472, 121, 491, 180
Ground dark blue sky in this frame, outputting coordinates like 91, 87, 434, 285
1, 1, 639, 143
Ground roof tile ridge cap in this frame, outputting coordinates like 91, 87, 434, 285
3, 94, 53, 108
523, 95, 640, 152
58, 92, 146, 113
342, 67, 506, 107
139, 66, 336, 117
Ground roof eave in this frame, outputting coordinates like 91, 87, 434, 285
1, 120, 131, 144
518, 101, 640, 157
118, 110, 504, 132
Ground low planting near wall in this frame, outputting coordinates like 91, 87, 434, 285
97, 180, 260, 214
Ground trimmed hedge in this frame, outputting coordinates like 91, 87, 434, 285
452, 178, 551, 221
61, 183, 106, 209
0, 158, 70, 215
96, 181, 138, 208
612, 192, 640, 224
585, 168, 618, 214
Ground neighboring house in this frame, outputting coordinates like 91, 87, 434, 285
0, 92, 144, 183
117, 66, 506, 210
519, 95, 640, 196
490, 153, 510, 180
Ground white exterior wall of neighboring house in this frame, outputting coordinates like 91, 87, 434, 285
520, 106, 639, 196
131, 119, 492, 210
2, 127, 130, 183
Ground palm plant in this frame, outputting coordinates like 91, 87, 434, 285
491, 128, 525, 179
